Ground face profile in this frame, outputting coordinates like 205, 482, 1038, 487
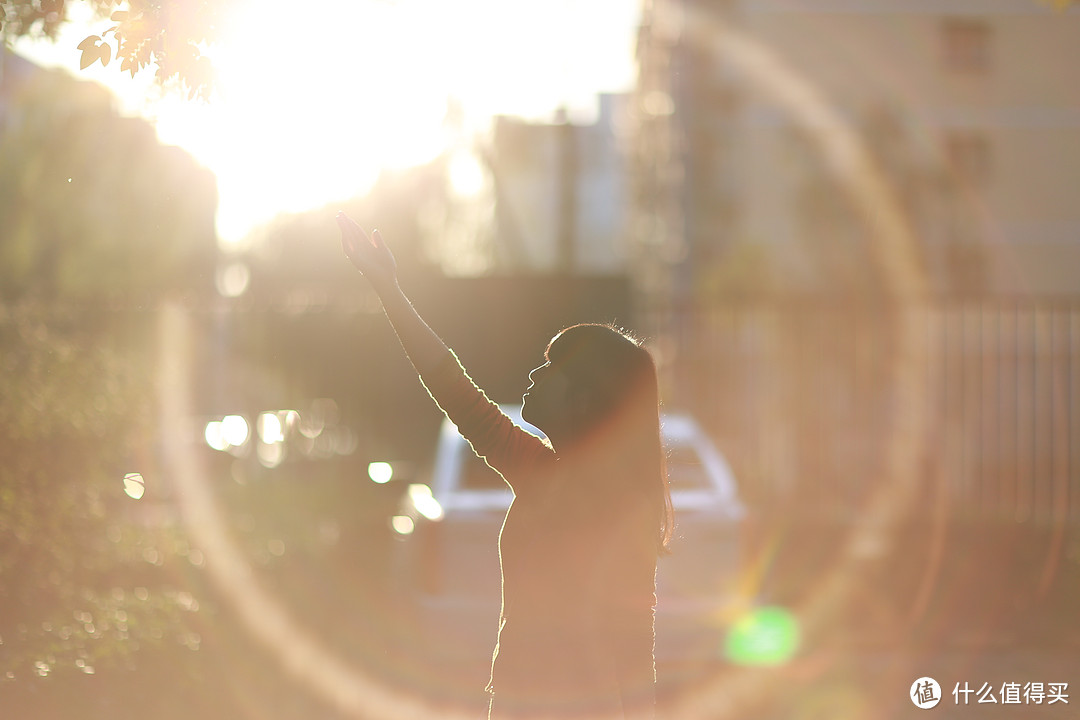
521, 360, 573, 441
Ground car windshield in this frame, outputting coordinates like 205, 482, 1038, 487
665, 442, 713, 492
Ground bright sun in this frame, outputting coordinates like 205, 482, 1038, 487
14, 0, 639, 249
157, 0, 455, 247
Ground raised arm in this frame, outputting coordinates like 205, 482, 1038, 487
336, 213, 551, 480
337, 212, 448, 375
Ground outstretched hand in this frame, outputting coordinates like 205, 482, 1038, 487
337, 212, 398, 292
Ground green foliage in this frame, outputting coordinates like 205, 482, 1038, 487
0, 49, 218, 684
0, 0, 68, 40
0, 303, 204, 680
0, 59, 217, 303
1, 0, 220, 100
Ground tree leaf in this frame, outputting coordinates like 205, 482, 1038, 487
77, 35, 101, 52
79, 44, 99, 70
111, 11, 129, 22
99, 43, 112, 68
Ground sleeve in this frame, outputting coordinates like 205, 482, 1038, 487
418, 349, 553, 489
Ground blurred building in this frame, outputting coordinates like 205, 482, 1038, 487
633, 0, 1080, 299
632, 1, 1080, 528
490, 94, 631, 274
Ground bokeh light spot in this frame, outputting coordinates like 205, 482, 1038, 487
257, 439, 285, 468
258, 411, 285, 444
724, 605, 800, 666
390, 515, 415, 535
215, 260, 251, 298
408, 483, 444, 521
221, 415, 250, 447
204, 420, 228, 451
368, 461, 394, 484
122, 472, 145, 500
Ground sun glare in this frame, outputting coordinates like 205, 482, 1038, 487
155, 0, 452, 248
163, 0, 640, 249
14, 0, 638, 249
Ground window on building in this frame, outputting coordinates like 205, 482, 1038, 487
942, 18, 992, 73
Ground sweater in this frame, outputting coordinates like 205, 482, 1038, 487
420, 350, 658, 719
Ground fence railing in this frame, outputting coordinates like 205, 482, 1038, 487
664, 298, 1080, 525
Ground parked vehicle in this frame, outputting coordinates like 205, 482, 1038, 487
393, 406, 748, 675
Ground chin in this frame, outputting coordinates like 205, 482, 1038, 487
521, 400, 542, 428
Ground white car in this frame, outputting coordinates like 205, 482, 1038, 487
393, 406, 748, 678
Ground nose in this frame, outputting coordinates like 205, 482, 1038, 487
528, 362, 549, 386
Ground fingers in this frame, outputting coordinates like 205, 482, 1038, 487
336, 212, 395, 288
336, 212, 373, 261
335, 211, 359, 239
338, 212, 378, 247
337, 218, 358, 259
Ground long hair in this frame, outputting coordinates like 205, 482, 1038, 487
545, 324, 675, 554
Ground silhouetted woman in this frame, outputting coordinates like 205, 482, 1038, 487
337, 213, 673, 719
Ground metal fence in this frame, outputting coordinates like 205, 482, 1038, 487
665, 298, 1080, 525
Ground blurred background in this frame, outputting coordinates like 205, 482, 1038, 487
2, 0, 1079, 718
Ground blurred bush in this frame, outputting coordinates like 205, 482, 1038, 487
0, 56, 217, 304
0, 303, 205, 682
0, 54, 217, 694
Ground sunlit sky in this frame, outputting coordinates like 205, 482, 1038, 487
14, 0, 640, 249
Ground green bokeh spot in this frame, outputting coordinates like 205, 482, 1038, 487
724, 605, 800, 666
